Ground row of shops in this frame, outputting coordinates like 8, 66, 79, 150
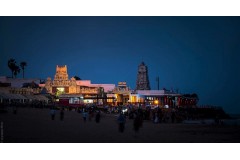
0, 86, 198, 108
56, 90, 198, 108
0, 91, 49, 104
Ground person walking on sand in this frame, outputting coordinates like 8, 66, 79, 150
60, 108, 64, 121
153, 112, 159, 124
50, 107, 56, 120
95, 111, 101, 123
133, 113, 141, 137
117, 112, 126, 133
82, 110, 88, 123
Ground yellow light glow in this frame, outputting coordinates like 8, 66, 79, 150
57, 87, 64, 92
154, 100, 159, 104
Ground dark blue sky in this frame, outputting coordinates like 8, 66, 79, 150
0, 17, 240, 113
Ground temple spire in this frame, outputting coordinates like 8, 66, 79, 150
135, 62, 151, 90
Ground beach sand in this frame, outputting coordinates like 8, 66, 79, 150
1, 107, 240, 143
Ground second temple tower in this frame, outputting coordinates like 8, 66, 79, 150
135, 62, 151, 90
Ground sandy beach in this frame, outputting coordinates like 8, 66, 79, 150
1, 107, 240, 143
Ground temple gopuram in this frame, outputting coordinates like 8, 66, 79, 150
136, 62, 151, 90
43, 65, 115, 105
45, 65, 78, 94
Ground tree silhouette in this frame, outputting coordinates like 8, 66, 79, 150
13, 65, 21, 78
20, 61, 27, 78
8, 58, 17, 78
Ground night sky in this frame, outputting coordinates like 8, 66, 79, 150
0, 17, 240, 114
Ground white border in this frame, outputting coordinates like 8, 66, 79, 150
0, 0, 240, 16
0, 143, 239, 160
0, 1, 239, 160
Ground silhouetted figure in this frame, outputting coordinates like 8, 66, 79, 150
153, 112, 159, 124
82, 111, 88, 122
145, 109, 150, 120
171, 111, 176, 123
88, 110, 92, 121
138, 109, 144, 128
77, 107, 81, 113
129, 110, 134, 119
60, 108, 64, 121
117, 112, 126, 133
50, 108, 56, 120
133, 113, 141, 137
157, 108, 162, 123
89, 110, 94, 121
95, 111, 100, 123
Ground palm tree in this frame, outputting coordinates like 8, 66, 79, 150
13, 65, 21, 78
8, 58, 17, 78
20, 61, 27, 78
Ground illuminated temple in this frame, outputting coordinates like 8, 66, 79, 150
42, 65, 115, 105
105, 62, 198, 107
40, 64, 199, 107
0, 63, 199, 107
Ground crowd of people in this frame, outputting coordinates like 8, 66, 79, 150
1, 101, 230, 136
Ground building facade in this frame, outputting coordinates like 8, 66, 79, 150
0, 77, 48, 104
106, 82, 131, 105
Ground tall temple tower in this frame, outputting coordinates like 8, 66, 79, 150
45, 65, 77, 94
135, 62, 151, 90
53, 65, 69, 83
